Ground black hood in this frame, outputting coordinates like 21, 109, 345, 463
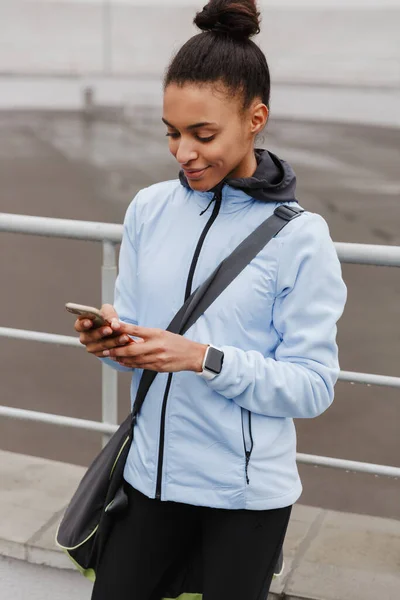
179, 148, 297, 203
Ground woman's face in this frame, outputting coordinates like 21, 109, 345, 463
163, 82, 267, 192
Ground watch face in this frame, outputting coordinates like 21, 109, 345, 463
205, 347, 224, 374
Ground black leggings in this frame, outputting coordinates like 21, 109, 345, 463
92, 484, 291, 600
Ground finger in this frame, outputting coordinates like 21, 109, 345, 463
80, 325, 115, 346
105, 341, 152, 358
100, 304, 121, 332
100, 303, 118, 321
118, 323, 157, 339
75, 317, 94, 333
86, 335, 133, 354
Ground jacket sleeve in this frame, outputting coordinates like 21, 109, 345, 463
99, 195, 140, 373
205, 213, 347, 418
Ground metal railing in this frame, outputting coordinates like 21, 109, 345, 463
1, 212, 400, 478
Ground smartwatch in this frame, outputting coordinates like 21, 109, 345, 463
196, 345, 224, 380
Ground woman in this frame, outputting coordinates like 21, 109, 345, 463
75, 1, 347, 599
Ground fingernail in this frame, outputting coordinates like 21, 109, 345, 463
102, 328, 112, 336
119, 335, 129, 344
111, 319, 120, 330
84, 320, 91, 328
103, 350, 110, 357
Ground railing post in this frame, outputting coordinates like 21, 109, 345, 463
101, 241, 118, 446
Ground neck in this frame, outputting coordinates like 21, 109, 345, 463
228, 150, 257, 179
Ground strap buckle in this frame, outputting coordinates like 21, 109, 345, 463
274, 205, 303, 221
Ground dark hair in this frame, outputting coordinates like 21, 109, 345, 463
164, 0, 270, 111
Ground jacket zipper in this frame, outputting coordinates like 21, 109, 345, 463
241, 408, 254, 484
155, 189, 222, 500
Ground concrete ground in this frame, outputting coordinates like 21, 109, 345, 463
1, 450, 400, 600
0, 108, 399, 522
0, 556, 92, 600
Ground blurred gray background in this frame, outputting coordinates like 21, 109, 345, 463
0, 1, 399, 520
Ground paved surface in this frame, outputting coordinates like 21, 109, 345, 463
0, 555, 92, 600
0, 108, 400, 521
1, 450, 400, 600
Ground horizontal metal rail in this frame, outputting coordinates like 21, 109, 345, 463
0, 213, 122, 243
1, 405, 399, 478
0, 213, 122, 446
1, 212, 400, 479
2, 212, 400, 267
0, 327, 81, 347
3, 326, 400, 391
297, 453, 400, 479
335, 241, 400, 267
0, 406, 117, 435
339, 370, 400, 389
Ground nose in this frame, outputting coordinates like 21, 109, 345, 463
175, 139, 198, 166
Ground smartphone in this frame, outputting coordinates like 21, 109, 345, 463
65, 303, 110, 330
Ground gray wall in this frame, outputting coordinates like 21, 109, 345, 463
1, 1, 399, 87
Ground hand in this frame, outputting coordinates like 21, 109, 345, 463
104, 324, 208, 373
74, 304, 141, 357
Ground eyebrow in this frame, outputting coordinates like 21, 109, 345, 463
162, 118, 217, 131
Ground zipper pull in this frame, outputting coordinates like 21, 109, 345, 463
199, 196, 215, 216
245, 451, 251, 485
199, 188, 223, 216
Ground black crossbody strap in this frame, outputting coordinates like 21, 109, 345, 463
131, 205, 303, 421
181, 205, 302, 334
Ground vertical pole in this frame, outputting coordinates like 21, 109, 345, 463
102, 0, 112, 75
101, 240, 118, 447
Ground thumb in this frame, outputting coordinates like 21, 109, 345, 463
100, 304, 120, 329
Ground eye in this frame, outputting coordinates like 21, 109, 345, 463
196, 135, 215, 143
165, 132, 215, 143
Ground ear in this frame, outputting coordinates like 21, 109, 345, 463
250, 102, 269, 135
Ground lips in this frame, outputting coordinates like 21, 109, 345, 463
183, 166, 210, 180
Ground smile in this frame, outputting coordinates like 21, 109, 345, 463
183, 167, 210, 180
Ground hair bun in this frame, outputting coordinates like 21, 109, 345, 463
194, 0, 260, 41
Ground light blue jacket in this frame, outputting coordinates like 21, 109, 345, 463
102, 150, 347, 510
